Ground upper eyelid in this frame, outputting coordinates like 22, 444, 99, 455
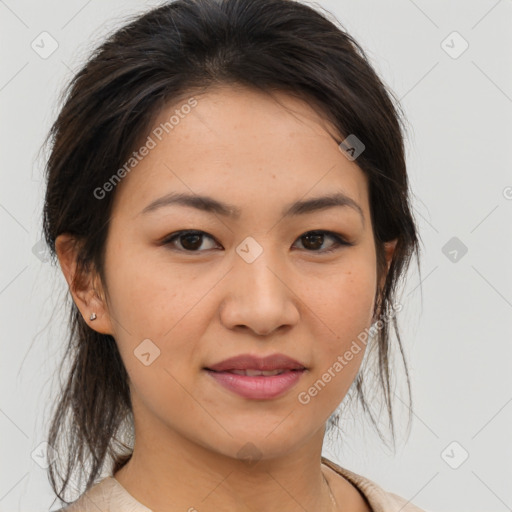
163, 229, 351, 249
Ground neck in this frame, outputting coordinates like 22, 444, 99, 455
114, 422, 338, 512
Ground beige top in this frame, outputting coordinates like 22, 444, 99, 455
53, 457, 427, 512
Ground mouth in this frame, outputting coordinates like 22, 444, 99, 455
205, 352, 307, 373
205, 368, 303, 376
203, 367, 306, 399
203, 353, 307, 399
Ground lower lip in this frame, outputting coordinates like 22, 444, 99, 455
204, 369, 305, 399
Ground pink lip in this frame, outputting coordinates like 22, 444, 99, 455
206, 353, 306, 372
205, 369, 306, 399
204, 353, 307, 400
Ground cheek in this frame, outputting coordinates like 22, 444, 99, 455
104, 247, 219, 404
302, 251, 377, 344
295, 250, 377, 407
330, 268, 376, 338
104, 237, 205, 338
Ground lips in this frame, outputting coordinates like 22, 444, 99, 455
205, 353, 306, 373
204, 353, 307, 399
227, 369, 287, 376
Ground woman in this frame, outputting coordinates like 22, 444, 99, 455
43, 0, 425, 510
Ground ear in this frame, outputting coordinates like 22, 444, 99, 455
373, 238, 398, 321
383, 238, 397, 275
55, 233, 114, 335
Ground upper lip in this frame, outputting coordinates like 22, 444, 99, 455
205, 353, 306, 372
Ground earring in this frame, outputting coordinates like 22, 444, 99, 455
89, 312, 97, 321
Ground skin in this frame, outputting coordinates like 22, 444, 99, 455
56, 85, 396, 512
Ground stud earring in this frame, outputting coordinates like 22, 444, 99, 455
89, 312, 97, 321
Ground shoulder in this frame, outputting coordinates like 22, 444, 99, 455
321, 456, 428, 512
49, 476, 118, 512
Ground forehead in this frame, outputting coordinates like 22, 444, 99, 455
111, 85, 369, 219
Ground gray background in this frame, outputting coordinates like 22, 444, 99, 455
1, 0, 511, 511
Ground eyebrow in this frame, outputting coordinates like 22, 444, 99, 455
140, 191, 365, 225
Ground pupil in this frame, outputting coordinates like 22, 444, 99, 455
304, 233, 323, 250
182, 234, 202, 250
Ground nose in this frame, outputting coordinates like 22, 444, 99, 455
219, 247, 300, 337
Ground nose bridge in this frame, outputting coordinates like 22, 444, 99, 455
220, 237, 299, 334
242, 252, 283, 297
236, 239, 288, 304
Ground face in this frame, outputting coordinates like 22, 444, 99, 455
71, 86, 394, 461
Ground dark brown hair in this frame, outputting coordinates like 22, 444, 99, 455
42, 0, 421, 505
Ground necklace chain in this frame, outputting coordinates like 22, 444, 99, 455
323, 472, 337, 512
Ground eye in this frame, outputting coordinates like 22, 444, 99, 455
292, 230, 353, 254
162, 229, 352, 254
162, 230, 219, 252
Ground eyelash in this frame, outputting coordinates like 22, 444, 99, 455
161, 230, 354, 255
